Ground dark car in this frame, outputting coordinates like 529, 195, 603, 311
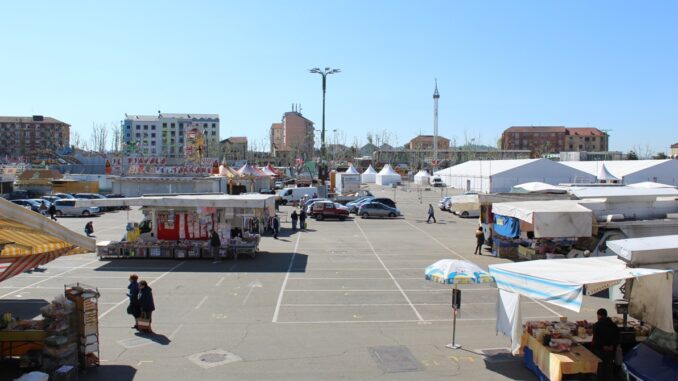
310, 201, 349, 221
370, 197, 396, 209
106, 193, 130, 210
8, 190, 38, 200
11, 199, 42, 213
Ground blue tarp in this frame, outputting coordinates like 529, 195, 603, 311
494, 214, 520, 238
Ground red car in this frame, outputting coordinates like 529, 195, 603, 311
310, 201, 349, 221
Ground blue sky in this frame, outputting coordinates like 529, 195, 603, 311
1, 1, 676, 154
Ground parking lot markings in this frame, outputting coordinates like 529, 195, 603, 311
272, 230, 302, 323
354, 219, 423, 321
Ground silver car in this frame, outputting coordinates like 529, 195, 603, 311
358, 202, 402, 219
53, 199, 101, 217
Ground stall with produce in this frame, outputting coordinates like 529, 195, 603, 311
489, 256, 673, 381
77, 194, 276, 260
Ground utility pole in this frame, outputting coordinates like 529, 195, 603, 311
433, 79, 440, 171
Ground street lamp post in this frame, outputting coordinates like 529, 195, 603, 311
309, 67, 340, 164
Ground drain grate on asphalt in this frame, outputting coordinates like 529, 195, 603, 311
368, 346, 421, 373
188, 349, 242, 369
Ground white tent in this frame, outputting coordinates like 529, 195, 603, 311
376, 164, 401, 186
608, 235, 678, 295
492, 200, 593, 238
597, 163, 620, 183
489, 256, 674, 354
413, 170, 431, 185
561, 159, 678, 186
511, 182, 567, 194
434, 159, 595, 194
361, 165, 378, 184
76, 194, 276, 209
344, 165, 360, 174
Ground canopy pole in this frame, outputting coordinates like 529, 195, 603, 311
447, 283, 461, 349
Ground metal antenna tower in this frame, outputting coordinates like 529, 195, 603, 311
433, 79, 440, 170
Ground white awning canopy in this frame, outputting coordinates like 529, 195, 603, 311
608, 235, 678, 266
76, 194, 275, 209
489, 256, 674, 354
492, 200, 593, 238
449, 194, 480, 212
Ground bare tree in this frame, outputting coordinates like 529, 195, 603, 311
632, 144, 654, 160
366, 131, 374, 145
110, 122, 123, 154
70, 130, 84, 150
90, 123, 109, 154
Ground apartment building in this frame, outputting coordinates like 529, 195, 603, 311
405, 135, 450, 150
269, 111, 314, 159
501, 126, 608, 156
220, 136, 248, 161
0, 115, 70, 157
123, 113, 220, 157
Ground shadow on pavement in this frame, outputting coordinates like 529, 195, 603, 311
135, 331, 171, 345
80, 365, 137, 381
483, 355, 535, 380
93, 252, 308, 273
0, 299, 49, 320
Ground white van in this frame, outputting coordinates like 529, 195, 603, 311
430, 176, 445, 187
279, 187, 318, 205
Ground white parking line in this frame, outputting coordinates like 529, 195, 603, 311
402, 220, 465, 260
354, 220, 423, 321
0, 259, 100, 299
215, 277, 225, 287
194, 296, 208, 310
99, 261, 186, 319
272, 231, 302, 323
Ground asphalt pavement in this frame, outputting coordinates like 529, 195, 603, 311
0, 185, 612, 380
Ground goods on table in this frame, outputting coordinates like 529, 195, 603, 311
65, 284, 100, 370
40, 295, 77, 372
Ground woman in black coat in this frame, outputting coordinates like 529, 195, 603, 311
138, 280, 156, 333
126, 274, 140, 329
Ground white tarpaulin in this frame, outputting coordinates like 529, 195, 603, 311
511, 182, 567, 194
489, 256, 673, 354
413, 170, 430, 185
492, 200, 593, 238
449, 194, 480, 213
361, 165, 378, 184
344, 165, 360, 174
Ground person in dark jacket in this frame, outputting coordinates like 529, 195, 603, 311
210, 229, 221, 263
138, 280, 155, 333
291, 210, 298, 230
592, 308, 620, 381
84, 221, 94, 237
126, 274, 140, 329
48, 203, 57, 221
427, 204, 437, 223
272, 215, 280, 239
299, 209, 307, 231
474, 226, 485, 255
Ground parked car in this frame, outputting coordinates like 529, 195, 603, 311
54, 193, 76, 199
454, 209, 480, 218
370, 197, 396, 209
274, 180, 284, 190
30, 199, 52, 210
53, 199, 101, 217
438, 196, 452, 211
346, 196, 375, 213
106, 193, 130, 210
11, 199, 42, 213
7, 190, 40, 200
279, 187, 318, 205
303, 198, 330, 213
430, 176, 446, 187
75, 193, 112, 212
358, 202, 402, 219
259, 188, 276, 195
310, 201, 349, 221
41, 195, 61, 204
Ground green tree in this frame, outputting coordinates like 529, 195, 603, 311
627, 151, 639, 160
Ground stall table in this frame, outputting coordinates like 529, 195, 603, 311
521, 332, 599, 381
0, 330, 45, 359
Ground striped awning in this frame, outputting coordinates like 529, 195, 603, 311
0, 218, 78, 257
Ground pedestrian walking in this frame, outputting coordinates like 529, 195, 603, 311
272, 215, 280, 239
210, 228, 221, 263
126, 274, 140, 329
39, 201, 48, 215
299, 209, 307, 231
592, 308, 620, 381
48, 203, 57, 221
291, 210, 298, 230
84, 221, 94, 237
474, 227, 485, 255
426, 204, 437, 223
137, 280, 155, 334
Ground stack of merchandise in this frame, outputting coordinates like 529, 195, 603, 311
40, 296, 77, 372
65, 284, 100, 369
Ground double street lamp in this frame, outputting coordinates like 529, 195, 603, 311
309, 67, 340, 164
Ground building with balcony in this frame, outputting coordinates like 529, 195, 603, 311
123, 113, 220, 158
269, 111, 314, 160
0, 116, 70, 157
501, 126, 608, 157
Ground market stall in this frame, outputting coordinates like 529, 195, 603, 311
490, 200, 593, 260
77, 194, 275, 260
361, 165, 378, 184
489, 256, 673, 380
413, 170, 430, 185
